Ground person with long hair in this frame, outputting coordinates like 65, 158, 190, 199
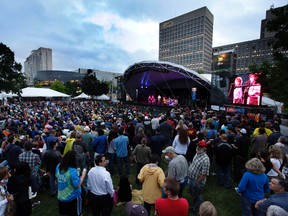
0, 167, 14, 216
172, 128, 190, 156
117, 175, 132, 203
56, 151, 87, 216
267, 146, 285, 179
7, 162, 32, 216
258, 148, 284, 179
236, 158, 270, 216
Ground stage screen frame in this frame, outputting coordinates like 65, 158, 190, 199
228, 73, 262, 106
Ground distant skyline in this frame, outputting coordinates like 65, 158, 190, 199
1, 0, 287, 73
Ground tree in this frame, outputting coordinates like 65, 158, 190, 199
0, 43, 27, 93
265, 5, 288, 104
50, 80, 65, 93
65, 81, 79, 97
81, 74, 109, 98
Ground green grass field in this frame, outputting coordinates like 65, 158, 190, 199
31, 161, 242, 216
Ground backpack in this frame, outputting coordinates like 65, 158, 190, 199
72, 143, 84, 158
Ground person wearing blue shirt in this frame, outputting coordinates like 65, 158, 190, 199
114, 127, 130, 176
56, 151, 87, 216
237, 158, 270, 216
92, 129, 107, 155
255, 178, 288, 215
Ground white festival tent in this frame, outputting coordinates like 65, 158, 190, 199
261, 96, 283, 113
0, 92, 18, 100
73, 93, 110, 100
96, 94, 110, 100
73, 93, 91, 99
20, 87, 70, 98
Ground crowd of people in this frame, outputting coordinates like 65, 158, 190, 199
0, 100, 288, 216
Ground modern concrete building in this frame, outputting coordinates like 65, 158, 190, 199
159, 7, 214, 73
211, 5, 285, 75
76, 68, 122, 86
212, 37, 274, 75
24, 47, 52, 85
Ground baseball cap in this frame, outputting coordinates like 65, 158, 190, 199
162, 146, 176, 154
198, 140, 208, 148
84, 126, 90, 132
125, 202, 148, 216
240, 128, 247, 134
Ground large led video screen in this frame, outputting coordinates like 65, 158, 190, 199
228, 73, 262, 106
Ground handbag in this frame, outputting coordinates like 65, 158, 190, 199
113, 190, 119, 204
5, 199, 17, 216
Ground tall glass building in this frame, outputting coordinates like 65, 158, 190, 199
159, 7, 213, 73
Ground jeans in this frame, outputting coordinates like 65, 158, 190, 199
0, 160, 8, 168
117, 156, 130, 176
188, 179, 204, 213
216, 164, 231, 188
49, 171, 57, 196
240, 195, 258, 216
108, 153, 115, 175
178, 176, 188, 198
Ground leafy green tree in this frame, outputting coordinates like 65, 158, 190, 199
266, 5, 288, 104
81, 74, 109, 98
0, 42, 27, 93
65, 81, 79, 97
50, 80, 66, 93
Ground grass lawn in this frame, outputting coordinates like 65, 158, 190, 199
31, 161, 242, 216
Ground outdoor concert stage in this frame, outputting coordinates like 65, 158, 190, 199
122, 61, 226, 107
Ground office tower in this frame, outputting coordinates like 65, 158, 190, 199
159, 7, 213, 73
24, 47, 52, 85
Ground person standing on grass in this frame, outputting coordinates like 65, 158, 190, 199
150, 126, 166, 157
155, 178, 188, 216
114, 127, 130, 176
214, 134, 232, 189
132, 137, 151, 185
187, 140, 210, 214
42, 139, 62, 196
236, 158, 270, 216
255, 178, 288, 215
18, 141, 42, 193
138, 154, 165, 216
162, 146, 188, 197
87, 154, 114, 216
56, 151, 87, 216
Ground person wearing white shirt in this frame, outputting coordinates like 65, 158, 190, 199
87, 155, 114, 216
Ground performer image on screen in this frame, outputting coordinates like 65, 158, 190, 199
244, 73, 261, 106
233, 77, 244, 104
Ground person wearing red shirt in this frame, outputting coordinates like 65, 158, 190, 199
155, 178, 188, 216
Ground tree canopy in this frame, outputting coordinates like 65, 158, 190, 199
81, 74, 109, 98
0, 43, 27, 93
49, 80, 66, 93
265, 5, 288, 105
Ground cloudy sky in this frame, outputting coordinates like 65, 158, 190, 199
0, 0, 286, 73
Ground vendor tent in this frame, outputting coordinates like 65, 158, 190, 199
261, 96, 283, 113
20, 87, 70, 98
73, 93, 91, 99
0, 92, 18, 100
96, 94, 109, 100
